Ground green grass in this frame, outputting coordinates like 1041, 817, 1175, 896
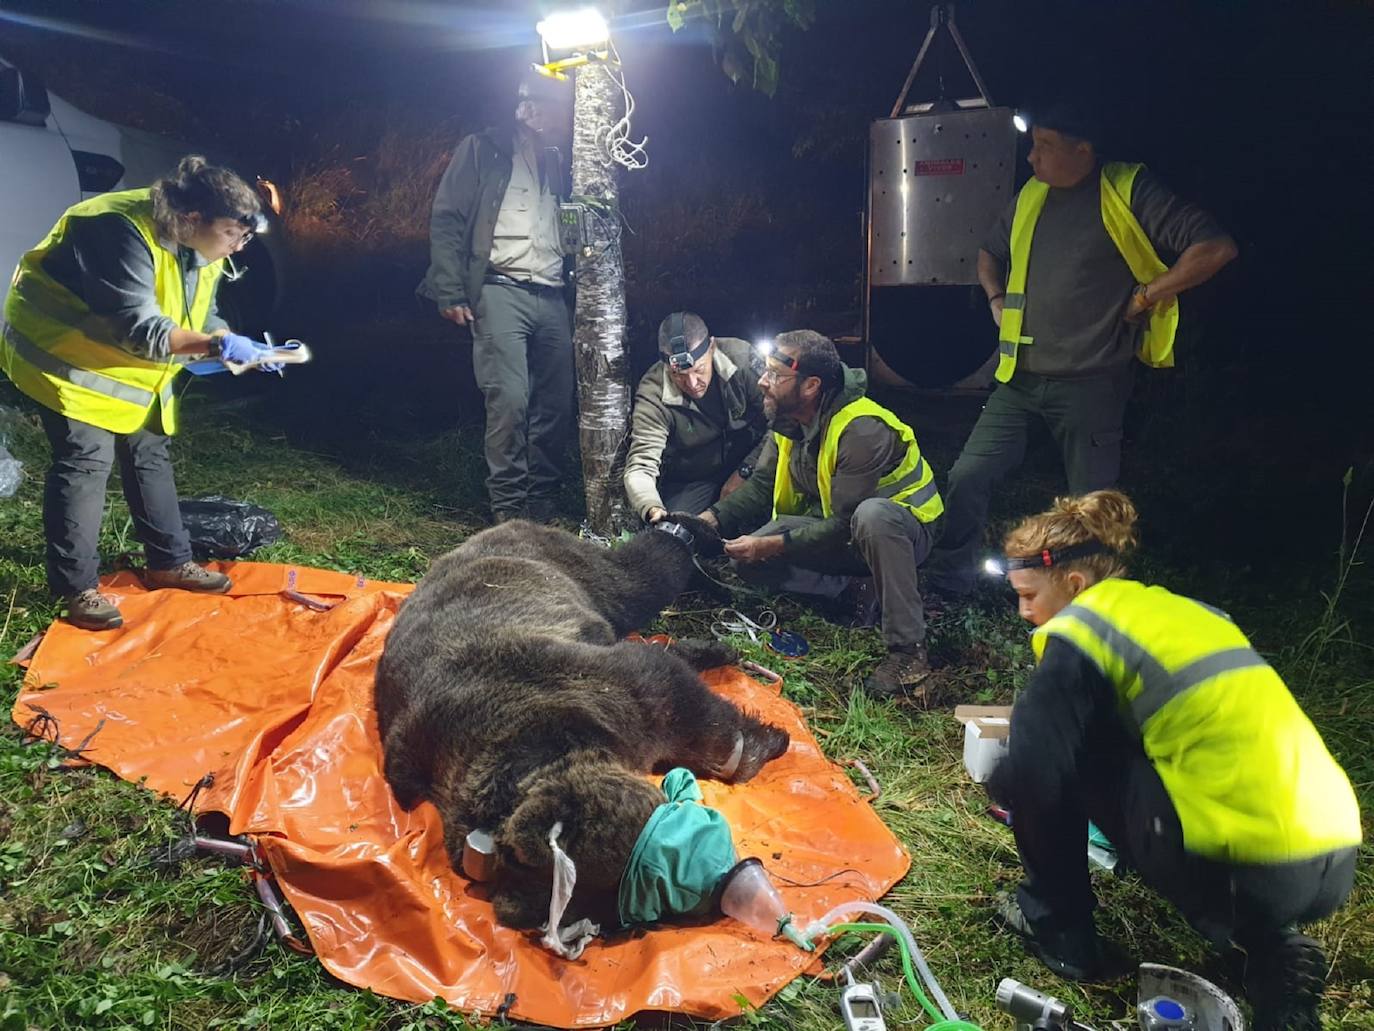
1, 384, 1370, 1030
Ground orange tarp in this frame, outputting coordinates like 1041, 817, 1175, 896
11, 561, 911, 1027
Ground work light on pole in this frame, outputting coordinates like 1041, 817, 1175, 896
536, 8, 610, 51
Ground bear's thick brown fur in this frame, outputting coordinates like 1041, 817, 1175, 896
374, 517, 789, 929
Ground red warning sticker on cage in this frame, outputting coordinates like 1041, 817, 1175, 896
913, 158, 965, 176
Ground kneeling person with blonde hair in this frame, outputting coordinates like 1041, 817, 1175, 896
989, 490, 1359, 1031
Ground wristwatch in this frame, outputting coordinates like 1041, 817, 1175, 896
737, 462, 754, 480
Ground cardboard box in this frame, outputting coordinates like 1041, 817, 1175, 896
954, 705, 1012, 784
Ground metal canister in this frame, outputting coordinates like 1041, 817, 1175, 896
1138, 996, 1195, 1030
462, 829, 498, 882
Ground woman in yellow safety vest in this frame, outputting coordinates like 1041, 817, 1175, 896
988, 490, 1359, 1031
0, 155, 281, 631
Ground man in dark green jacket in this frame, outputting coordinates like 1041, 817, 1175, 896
624, 312, 768, 524
700, 331, 944, 697
419, 75, 573, 523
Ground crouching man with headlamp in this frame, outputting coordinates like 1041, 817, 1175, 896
624, 311, 768, 525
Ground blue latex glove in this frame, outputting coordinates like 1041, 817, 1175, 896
217, 333, 283, 374
217, 333, 267, 364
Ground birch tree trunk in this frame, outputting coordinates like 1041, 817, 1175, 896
570, 62, 630, 536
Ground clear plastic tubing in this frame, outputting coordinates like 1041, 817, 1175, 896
802, 901, 958, 1022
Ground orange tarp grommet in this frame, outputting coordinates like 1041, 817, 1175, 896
11, 561, 910, 1028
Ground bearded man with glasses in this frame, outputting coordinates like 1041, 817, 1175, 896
697, 330, 945, 698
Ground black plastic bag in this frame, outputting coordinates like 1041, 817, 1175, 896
179, 494, 283, 559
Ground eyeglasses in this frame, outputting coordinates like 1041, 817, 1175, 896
218, 222, 254, 247
230, 212, 267, 246
760, 367, 799, 386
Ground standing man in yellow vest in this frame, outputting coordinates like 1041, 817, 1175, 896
925, 105, 1238, 600
697, 331, 944, 697
0, 156, 281, 631
988, 490, 1359, 1031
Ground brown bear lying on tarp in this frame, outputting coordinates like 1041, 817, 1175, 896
374, 516, 790, 930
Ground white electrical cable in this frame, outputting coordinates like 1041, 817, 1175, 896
802, 901, 960, 1021
602, 55, 648, 171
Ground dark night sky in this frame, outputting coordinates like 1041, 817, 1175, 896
5, 1, 1371, 226
3, 0, 1372, 405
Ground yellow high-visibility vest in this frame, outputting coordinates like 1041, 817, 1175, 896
773, 395, 943, 524
1, 189, 223, 435
995, 162, 1179, 383
1032, 578, 1362, 864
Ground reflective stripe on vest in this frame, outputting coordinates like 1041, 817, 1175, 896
1039, 600, 1269, 727
1031, 578, 1362, 863
772, 395, 943, 524
0, 189, 222, 435
995, 162, 1180, 384
3, 321, 157, 407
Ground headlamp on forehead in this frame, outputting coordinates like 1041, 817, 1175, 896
756, 338, 798, 371
664, 312, 710, 371
238, 211, 269, 236
999, 539, 1107, 573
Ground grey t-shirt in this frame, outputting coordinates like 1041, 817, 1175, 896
983, 165, 1227, 378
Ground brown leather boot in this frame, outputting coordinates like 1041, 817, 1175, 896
862, 645, 931, 699
65, 588, 124, 631
145, 561, 231, 594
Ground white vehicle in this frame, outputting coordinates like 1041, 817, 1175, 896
1, 58, 285, 331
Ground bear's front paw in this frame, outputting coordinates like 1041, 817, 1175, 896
666, 638, 739, 671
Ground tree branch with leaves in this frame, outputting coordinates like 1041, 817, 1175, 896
666, 0, 816, 96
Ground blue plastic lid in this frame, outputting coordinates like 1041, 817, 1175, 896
1152, 999, 1186, 1021
768, 629, 809, 657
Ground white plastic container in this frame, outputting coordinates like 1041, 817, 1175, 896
954, 705, 1012, 783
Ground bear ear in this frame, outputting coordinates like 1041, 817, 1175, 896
501, 789, 564, 869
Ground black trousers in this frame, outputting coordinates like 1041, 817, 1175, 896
658, 478, 722, 519
1000, 706, 1357, 953
39, 407, 192, 596
926, 366, 1134, 595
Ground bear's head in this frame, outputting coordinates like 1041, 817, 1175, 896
498, 754, 663, 894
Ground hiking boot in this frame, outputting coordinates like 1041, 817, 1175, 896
1246, 931, 1327, 1031
862, 645, 931, 699
64, 588, 123, 631
995, 892, 1121, 983
145, 561, 231, 594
